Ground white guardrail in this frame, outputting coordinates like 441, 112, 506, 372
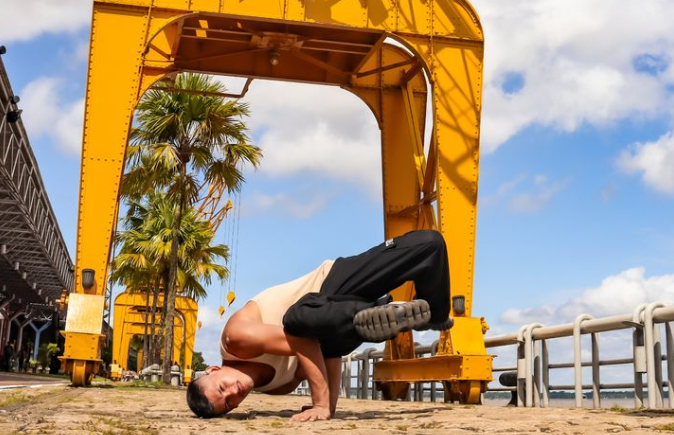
294, 302, 674, 409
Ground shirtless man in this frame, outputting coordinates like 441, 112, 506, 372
186, 230, 453, 421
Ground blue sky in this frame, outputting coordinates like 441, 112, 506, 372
2, 1, 674, 371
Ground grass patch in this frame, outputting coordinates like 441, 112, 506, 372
93, 380, 177, 390
0, 387, 71, 409
98, 418, 159, 435
609, 404, 629, 413
418, 421, 443, 429
395, 424, 408, 432
0, 392, 28, 408
656, 423, 674, 432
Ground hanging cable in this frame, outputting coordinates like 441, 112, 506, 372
231, 184, 243, 306
219, 198, 230, 310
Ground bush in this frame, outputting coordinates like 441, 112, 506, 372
37, 343, 60, 368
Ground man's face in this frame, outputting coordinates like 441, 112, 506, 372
199, 366, 252, 414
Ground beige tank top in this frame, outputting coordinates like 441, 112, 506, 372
220, 260, 334, 393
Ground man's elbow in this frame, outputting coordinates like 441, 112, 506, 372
224, 329, 258, 357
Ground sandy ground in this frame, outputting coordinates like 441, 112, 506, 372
2, 383, 674, 434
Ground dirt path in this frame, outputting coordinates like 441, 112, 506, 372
1, 384, 674, 434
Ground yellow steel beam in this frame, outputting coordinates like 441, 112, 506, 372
111, 291, 198, 373
374, 354, 493, 383
401, 79, 427, 191
68, 0, 488, 392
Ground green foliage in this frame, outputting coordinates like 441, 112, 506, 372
656, 423, 674, 432
121, 73, 262, 203
112, 192, 229, 301
47, 343, 60, 358
191, 351, 207, 371
114, 73, 261, 380
35, 343, 61, 369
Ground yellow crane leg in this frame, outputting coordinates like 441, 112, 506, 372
61, 3, 153, 386
68, 0, 491, 393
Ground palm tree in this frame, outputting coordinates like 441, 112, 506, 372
112, 198, 161, 369
122, 74, 260, 382
113, 192, 229, 368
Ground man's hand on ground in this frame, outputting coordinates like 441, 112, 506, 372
301, 405, 336, 418
291, 405, 331, 422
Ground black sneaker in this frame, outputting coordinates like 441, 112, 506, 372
353, 300, 432, 342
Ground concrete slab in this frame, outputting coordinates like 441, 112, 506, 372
0, 372, 67, 389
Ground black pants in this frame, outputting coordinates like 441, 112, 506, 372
282, 230, 450, 358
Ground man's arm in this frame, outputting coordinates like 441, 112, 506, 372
325, 357, 342, 417
225, 313, 331, 422
285, 334, 331, 422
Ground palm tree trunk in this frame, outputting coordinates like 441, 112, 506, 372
143, 287, 150, 369
149, 285, 160, 365
162, 164, 186, 383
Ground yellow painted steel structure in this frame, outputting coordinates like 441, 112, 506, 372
63, 0, 491, 401
111, 291, 198, 383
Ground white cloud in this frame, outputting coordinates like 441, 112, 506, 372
481, 174, 568, 213
194, 305, 227, 366
0, 1, 91, 42
617, 131, 674, 195
499, 267, 674, 325
245, 191, 330, 219
19, 77, 84, 155
509, 176, 568, 213
500, 305, 557, 325
472, 0, 674, 152
219, 79, 382, 197
480, 174, 526, 207
196, 304, 223, 329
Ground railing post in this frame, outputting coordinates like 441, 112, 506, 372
343, 353, 355, 398
631, 304, 648, 409
516, 325, 527, 407
372, 356, 381, 401
524, 323, 543, 407
361, 348, 376, 400
541, 339, 549, 408
574, 314, 593, 408
591, 333, 600, 409
645, 302, 665, 408
666, 323, 674, 409
654, 322, 664, 408
431, 340, 439, 403
533, 337, 541, 407
340, 358, 347, 398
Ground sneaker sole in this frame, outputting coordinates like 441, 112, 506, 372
353, 300, 431, 342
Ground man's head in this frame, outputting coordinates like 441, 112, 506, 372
187, 365, 253, 418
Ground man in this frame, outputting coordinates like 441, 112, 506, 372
187, 230, 453, 421
2, 340, 15, 372
17, 347, 25, 372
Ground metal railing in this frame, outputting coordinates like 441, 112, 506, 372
294, 302, 674, 409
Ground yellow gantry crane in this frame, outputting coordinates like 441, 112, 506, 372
62, 0, 491, 402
